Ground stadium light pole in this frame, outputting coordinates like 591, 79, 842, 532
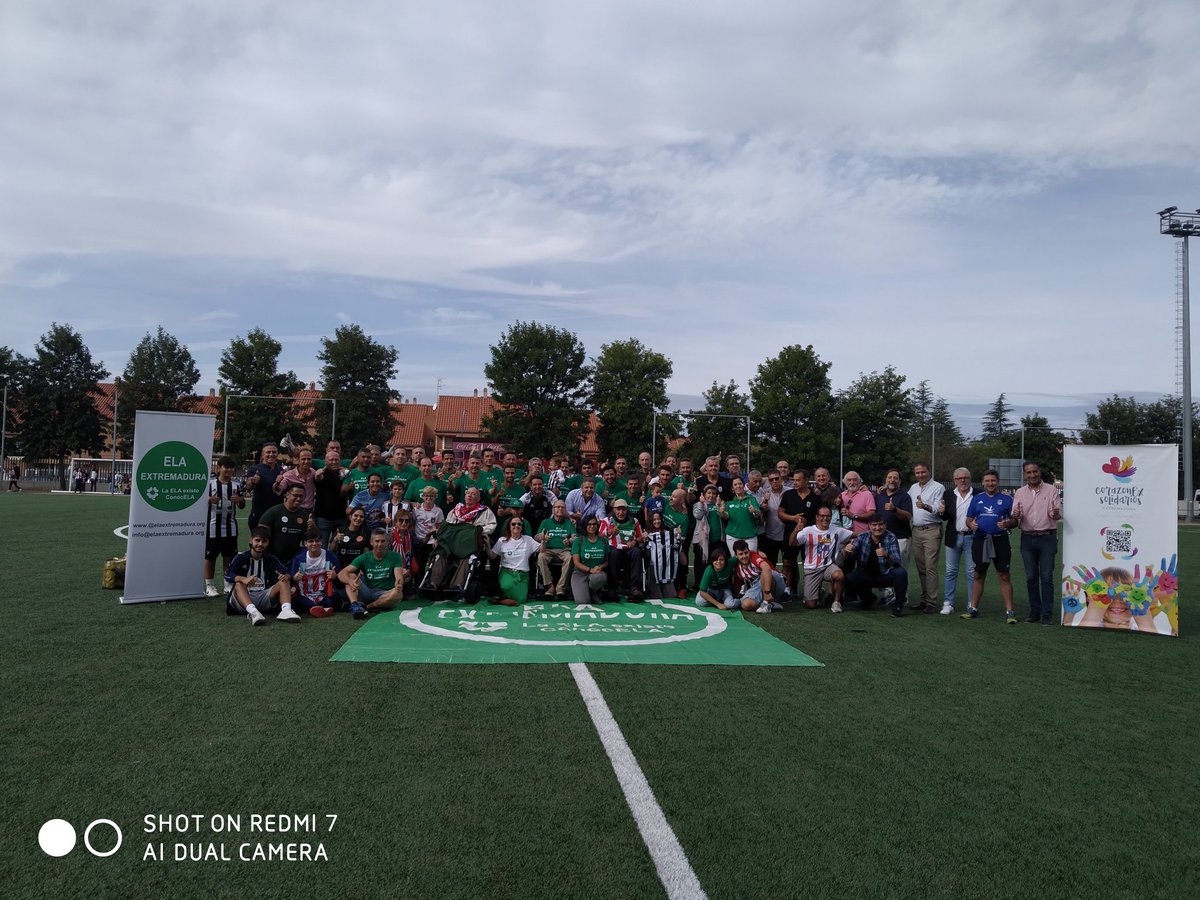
1160, 206, 1198, 521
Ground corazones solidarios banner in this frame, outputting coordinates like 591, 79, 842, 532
122, 411, 216, 604
1062, 444, 1178, 636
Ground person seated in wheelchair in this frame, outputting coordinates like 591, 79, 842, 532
600, 499, 646, 601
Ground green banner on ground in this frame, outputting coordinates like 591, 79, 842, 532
331, 599, 822, 666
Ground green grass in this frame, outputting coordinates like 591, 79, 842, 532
3, 494, 1198, 899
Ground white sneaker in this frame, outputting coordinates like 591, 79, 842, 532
831, 600, 843, 614
204, 583, 219, 597
882, 588, 895, 603
940, 601, 954, 615
277, 606, 301, 624
756, 600, 771, 614
247, 606, 266, 626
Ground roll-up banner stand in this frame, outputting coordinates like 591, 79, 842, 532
121, 410, 215, 604
1061, 444, 1179, 636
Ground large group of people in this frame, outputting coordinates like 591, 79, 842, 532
205, 438, 1063, 627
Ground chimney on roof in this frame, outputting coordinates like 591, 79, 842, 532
483, 386, 489, 397
473, 388, 478, 398
309, 381, 315, 390
209, 388, 215, 397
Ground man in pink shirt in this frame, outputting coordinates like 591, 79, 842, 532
1012, 461, 1062, 625
839, 471, 876, 534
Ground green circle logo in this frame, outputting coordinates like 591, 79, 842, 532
400, 600, 726, 647
136, 440, 209, 511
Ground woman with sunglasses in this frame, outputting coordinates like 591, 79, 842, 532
492, 516, 540, 606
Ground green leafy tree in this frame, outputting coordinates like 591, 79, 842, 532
980, 392, 1013, 441
16, 324, 109, 488
590, 338, 678, 462
836, 366, 915, 484
928, 396, 966, 480
749, 345, 836, 469
1084, 394, 1198, 494
114, 327, 201, 454
481, 322, 593, 458
217, 328, 305, 463
1015, 412, 1067, 479
1082, 394, 1187, 445
683, 380, 751, 464
0, 346, 24, 456
317, 325, 399, 452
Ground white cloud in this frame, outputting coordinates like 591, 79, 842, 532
1, 0, 1196, 409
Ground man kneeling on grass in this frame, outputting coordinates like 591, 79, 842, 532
225, 525, 297, 626
731, 539, 787, 614
338, 528, 409, 619
844, 515, 909, 618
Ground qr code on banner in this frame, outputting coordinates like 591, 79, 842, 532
1104, 528, 1133, 555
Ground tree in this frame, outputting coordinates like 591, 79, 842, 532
749, 345, 836, 469
1084, 394, 1199, 494
0, 346, 24, 456
980, 392, 1013, 441
114, 327, 201, 454
1016, 412, 1067, 479
683, 380, 751, 464
217, 328, 305, 463
16, 324, 109, 489
836, 366, 915, 484
480, 322, 593, 458
928, 396, 966, 480
1083, 394, 1186, 445
317, 325, 399, 452
590, 338, 677, 462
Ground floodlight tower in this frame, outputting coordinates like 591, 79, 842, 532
1159, 206, 1200, 520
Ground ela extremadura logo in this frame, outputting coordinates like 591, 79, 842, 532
136, 441, 208, 512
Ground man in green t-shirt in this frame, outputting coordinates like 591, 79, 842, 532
404, 457, 448, 510
342, 448, 376, 497
338, 529, 408, 617
561, 459, 598, 494
614, 473, 646, 522
451, 455, 499, 508
535, 500, 575, 598
382, 447, 421, 496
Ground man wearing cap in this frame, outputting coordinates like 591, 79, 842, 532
601, 499, 646, 600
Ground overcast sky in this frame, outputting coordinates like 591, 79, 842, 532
3, 1, 1198, 436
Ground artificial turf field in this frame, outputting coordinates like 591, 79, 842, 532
3, 493, 1198, 899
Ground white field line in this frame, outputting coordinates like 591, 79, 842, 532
569, 662, 706, 900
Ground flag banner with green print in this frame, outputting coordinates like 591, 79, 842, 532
332, 599, 822, 666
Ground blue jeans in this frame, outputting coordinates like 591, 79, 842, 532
944, 532, 974, 608
741, 571, 787, 604
1020, 532, 1058, 621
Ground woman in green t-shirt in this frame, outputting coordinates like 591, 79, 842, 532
696, 547, 736, 610
570, 514, 610, 605
723, 476, 763, 554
